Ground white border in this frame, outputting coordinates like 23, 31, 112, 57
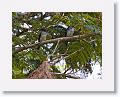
0, 0, 114, 91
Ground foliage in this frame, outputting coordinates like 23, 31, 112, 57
12, 12, 102, 79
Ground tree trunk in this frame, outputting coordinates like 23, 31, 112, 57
27, 61, 56, 79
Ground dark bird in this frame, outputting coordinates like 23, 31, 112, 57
65, 26, 75, 46
66, 26, 75, 37
37, 29, 48, 49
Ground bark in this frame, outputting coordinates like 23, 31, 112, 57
27, 61, 56, 79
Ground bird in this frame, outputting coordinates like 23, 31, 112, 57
37, 28, 48, 49
66, 26, 75, 37
64, 26, 75, 46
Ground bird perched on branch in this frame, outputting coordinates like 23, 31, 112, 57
37, 28, 48, 49
65, 26, 75, 46
66, 26, 75, 37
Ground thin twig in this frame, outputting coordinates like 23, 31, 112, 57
52, 72, 80, 79
51, 40, 60, 56
49, 48, 83, 65
64, 48, 83, 59
63, 66, 72, 74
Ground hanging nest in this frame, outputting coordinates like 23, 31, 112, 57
27, 61, 56, 79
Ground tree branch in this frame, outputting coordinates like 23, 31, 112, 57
64, 48, 83, 59
52, 72, 80, 79
13, 33, 101, 54
51, 40, 60, 56
63, 66, 72, 74
48, 48, 83, 65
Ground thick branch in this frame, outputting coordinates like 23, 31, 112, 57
13, 33, 101, 54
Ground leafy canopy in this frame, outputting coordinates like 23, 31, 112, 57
12, 12, 102, 79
